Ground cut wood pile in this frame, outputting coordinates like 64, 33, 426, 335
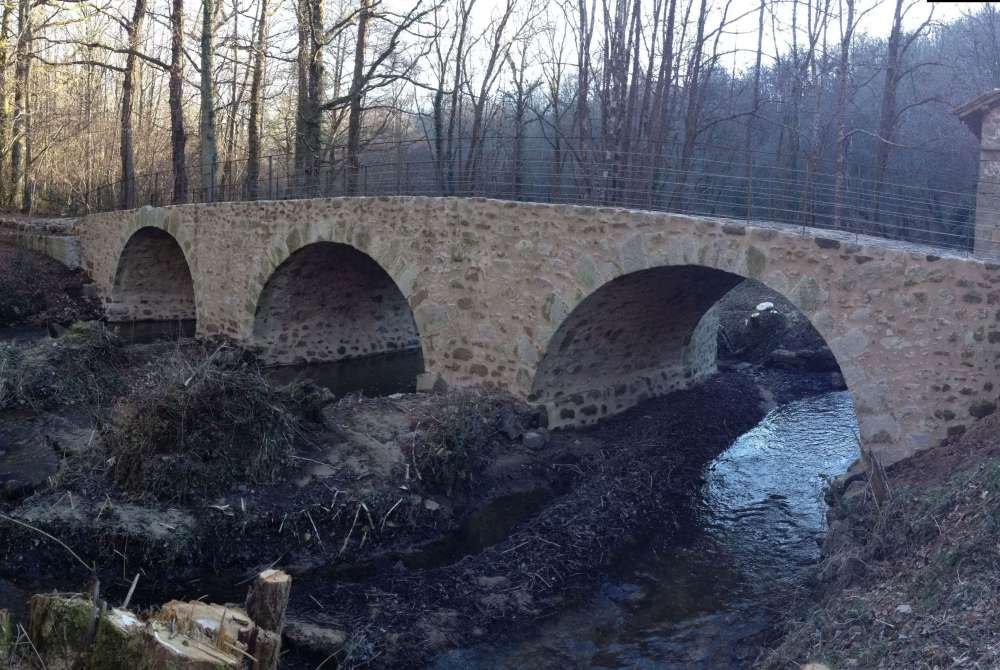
1, 569, 290, 669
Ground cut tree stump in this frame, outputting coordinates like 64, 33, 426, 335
244, 569, 291, 632
28, 593, 98, 667
20, 571, 293, 670
244, 569, 291, 670
0, 608, 11, 658
238, 626, 282, 670
89, 609, 146, 669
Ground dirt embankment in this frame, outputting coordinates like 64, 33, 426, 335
0, 243, 99, 328
758, 414, 1000, 669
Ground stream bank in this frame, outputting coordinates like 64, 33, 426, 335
0, 321, 843, 668
759, 411, 1000, 669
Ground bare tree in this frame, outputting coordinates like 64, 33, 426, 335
168, 0, 187, 203
200, 0, 219, 200
245, 0, 267, 198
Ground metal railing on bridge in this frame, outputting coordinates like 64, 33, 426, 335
80, 138, 986, 258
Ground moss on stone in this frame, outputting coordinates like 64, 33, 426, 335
28, 594, 98, 662
89, 610, 145, 670
0, 609, 12, 658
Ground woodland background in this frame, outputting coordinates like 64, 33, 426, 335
1, 0, 996, 247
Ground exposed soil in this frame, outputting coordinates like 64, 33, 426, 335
0, 243, 100, 328
757, 413, 1000, 669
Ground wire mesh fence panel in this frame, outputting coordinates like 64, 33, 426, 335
78, 138, 991, 258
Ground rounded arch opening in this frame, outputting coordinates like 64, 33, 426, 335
110, 227, 196, 327
530, 265, 847, 428
252, 242, 423, 368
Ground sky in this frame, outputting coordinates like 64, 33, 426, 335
695, 0, 972, 70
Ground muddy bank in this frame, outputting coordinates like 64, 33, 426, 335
758, 413, 1000, 669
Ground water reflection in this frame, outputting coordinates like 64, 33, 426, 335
435, 391, 859, 669
106, 319, 196, 343
267, 348, 424, 398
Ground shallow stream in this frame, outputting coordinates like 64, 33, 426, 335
434, 390, 859, 669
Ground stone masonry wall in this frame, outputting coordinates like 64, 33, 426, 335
75, 197, 1000, 464
976, 105, 1000, 258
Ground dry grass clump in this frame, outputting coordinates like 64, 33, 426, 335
0, 321, 124, 411
411, 391, 531, 495
760, 441, 1000, 669
102, 345, 319, 503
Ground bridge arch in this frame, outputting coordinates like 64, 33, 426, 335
251, 241, 423, 366
529, 261, 850, 428
109, 226, 197, 324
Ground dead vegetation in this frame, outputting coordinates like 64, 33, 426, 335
0, 322, 125, 411
409, 391, 532, 496
759, 414, 1000, 669
100, 344, 323, 503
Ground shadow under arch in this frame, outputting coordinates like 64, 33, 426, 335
109, 226, 197, 328
252, 241, 424, 369
530, 264, 847, 428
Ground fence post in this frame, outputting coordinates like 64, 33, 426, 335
267, 155, 273, 200
210, 161, 217, 202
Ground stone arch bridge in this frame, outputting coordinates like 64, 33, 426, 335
64, 196, 1000, 465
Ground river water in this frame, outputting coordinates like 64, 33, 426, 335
435, 390, 859, 669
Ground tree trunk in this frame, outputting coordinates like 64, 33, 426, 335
645, 0, 676, 203
832, 0, 855, 230
345, 0, 370, 195
303, 0, 323, 193
169, 0, 188, 204
0, 0, 13, 205
872, 0, 904, 230
246, 0, 267, 199
9, 0, 28, 210
119, 0, 146, 210
294, 0, 309, 177
575, 0, 594, 199
743, 0, 765, 217
200, 0, 218, 201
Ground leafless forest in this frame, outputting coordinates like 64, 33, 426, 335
0, 0, 995, 245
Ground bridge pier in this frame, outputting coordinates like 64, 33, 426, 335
958, 90, 1000, 258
